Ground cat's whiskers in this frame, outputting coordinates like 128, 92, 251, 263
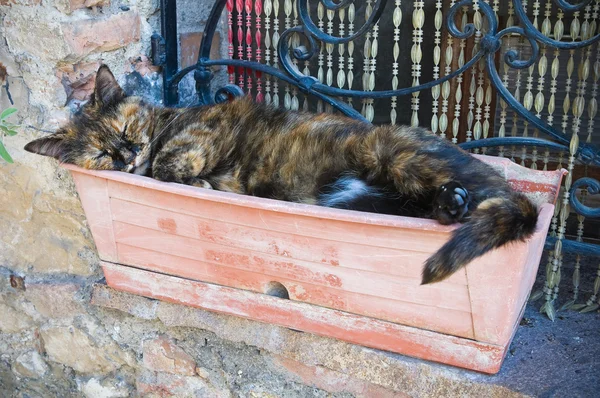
148, 112, 184, 148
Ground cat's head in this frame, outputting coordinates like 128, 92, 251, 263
24, 65, 154, 175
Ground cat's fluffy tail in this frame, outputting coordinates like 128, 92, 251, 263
421, 193, 538, 285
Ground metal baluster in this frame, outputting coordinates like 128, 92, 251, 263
391, 0, 402, 125
347, 3, 355, 108
264, 0, 273, 103
432, 0, 442, 135
255, 0, 264, 101
411, 0, 425, 126
317, 2, 325, 113
272, 0, 280, 106
227, 0, 235, 84
336, 5, 347, 112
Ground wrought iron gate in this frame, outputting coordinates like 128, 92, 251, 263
151, 0, 600, 318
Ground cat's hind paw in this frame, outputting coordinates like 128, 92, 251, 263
435, 181, 469, 225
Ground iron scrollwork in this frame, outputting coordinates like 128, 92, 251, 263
155, 0, 600, 224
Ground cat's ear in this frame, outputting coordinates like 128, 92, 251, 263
24, 134, 68, 159
92, 65, 125, 107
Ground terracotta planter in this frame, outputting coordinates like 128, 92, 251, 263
64, 155, 565, 374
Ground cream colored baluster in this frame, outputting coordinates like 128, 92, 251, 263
302, 0, 311, 111
482, 0, 495, 153
540, 0, 553, 170
283, 0, 294, 109
575, 26, 600, 310
472, 1, 487, 153
347, 4, 355, 107
526, 0, 542, 168
438, 0, 452, 138
264, 0, 273, 104
498, 1, 513, 157
522, 62, 535, 167
535, 9, 564, 304
532, 0, 549, 170
569, 4, 597, 312
325, 7, 335, 113
581, 263, 600, 312
336, 6, 346, 112
465, 1, 481, 143
431, 0, 442, 134
562, 51, 576, 170
451, 5, 466, 144
563, 41, 590, 310
361, 1, 373, 119
391, 0, 402, 125
542, 9, 583, 319
367, 12, 379, 122
411, 0, 425, 126
547, 7, 562, 167
291, 0, 301, 110
317, 2, 325, 113
487, 1, 499, 151
272, 0, 281, 106
509, 1, 526, 161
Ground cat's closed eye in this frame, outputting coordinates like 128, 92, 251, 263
94, 150, 108, 159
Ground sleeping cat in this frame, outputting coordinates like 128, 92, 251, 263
25, 65, 539, 284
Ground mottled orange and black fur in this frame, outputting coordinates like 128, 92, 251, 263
25, 65, 539, 284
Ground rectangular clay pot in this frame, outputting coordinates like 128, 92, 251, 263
64, 155, 565, 373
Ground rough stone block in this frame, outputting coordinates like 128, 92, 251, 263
68, 0, 110, 12
91, 283, 158, 320
25, 283, 85, 319
272, 355, 407, 397
0, 0, 41, 5
0, 302, 35, 333
143, 336, 196, 376
79, 377, 131, 398
136, 370, 231, 398
62, 12, 141, 58
12, 351, 49, 378
41, 326, 130, 374
180, 31, 221, 69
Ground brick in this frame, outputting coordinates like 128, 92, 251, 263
62, 12, 141, 58
57, 61, 100, 103
143, 336, 196, 376
129, 55, 160, 77
180, 31, 221, 69
25, 283, 85, 319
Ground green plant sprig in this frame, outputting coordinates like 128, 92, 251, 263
0, 107, 19, 163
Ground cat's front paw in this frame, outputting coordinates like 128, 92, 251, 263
435, 181, 469, 224
191, 179, 213, 190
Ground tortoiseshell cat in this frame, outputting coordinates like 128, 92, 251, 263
25, 65, 539, 284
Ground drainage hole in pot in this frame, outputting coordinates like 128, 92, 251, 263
266, 281, 289, 299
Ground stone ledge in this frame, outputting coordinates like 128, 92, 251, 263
91, 284, 526, 397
